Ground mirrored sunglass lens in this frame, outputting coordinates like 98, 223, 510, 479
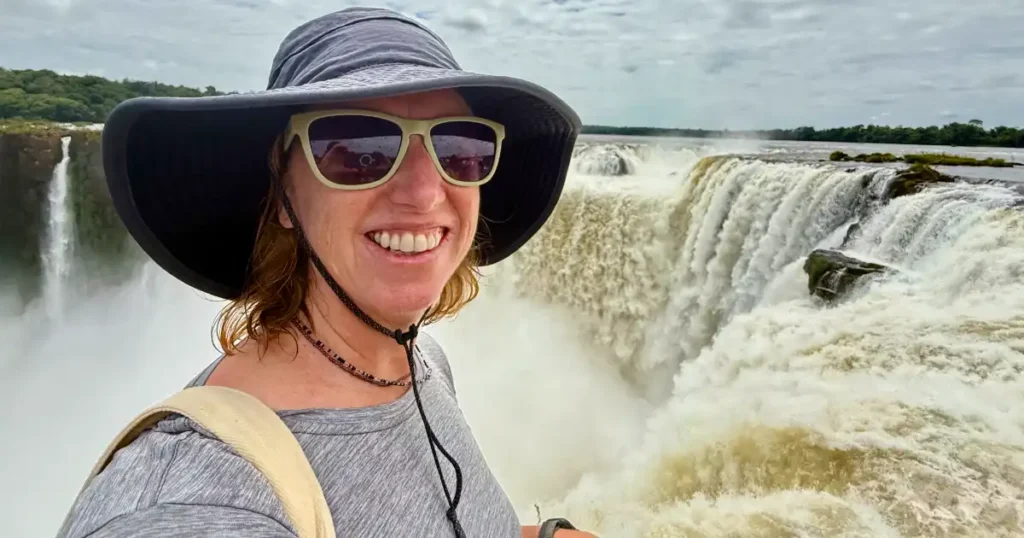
429, 121, 498, 183
308, 116, 402, 186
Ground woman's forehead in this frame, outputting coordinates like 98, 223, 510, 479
307, 89, 471, 118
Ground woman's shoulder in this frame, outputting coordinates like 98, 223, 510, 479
58, 417, 292, 538
417, 330, 457, 397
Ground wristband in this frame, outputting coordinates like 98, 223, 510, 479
539, 518, 577, 538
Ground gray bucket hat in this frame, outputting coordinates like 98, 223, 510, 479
102, 7, 581, 299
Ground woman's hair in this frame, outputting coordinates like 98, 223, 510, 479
214, 134, 482, 355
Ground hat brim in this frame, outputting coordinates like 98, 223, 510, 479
103, 64, 581, 300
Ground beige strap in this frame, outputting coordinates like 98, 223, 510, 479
83, 386, 336, 538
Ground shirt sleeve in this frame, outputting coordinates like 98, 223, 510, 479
83, 504, 296, 538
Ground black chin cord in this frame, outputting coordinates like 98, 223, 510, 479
279, 191, 466, 538
394, 325, 466, 538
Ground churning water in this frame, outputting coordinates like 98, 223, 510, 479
2, 138, 1023, 537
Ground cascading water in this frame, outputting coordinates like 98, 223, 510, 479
40, 136, 74, 318
3, 138, 1023, 538
571, 142, 702, 178
470, 146, 1024, 537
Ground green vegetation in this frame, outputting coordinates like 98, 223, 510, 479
67, 131, 142, 284
0, 68, 224, 123
0, 118, 80, 135
830, 151, 899, 163
3, 66, 1023, 149
902, 153, 1014, 167
585, 121, 1024, 149
829, 151, 1016, 167
0, 132, 63, 305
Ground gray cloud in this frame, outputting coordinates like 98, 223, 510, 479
1, 0, 1022, 129
863, 97, 899, 106
443, 7, 488, 32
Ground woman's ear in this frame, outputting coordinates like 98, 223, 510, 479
277, 200, 294, 229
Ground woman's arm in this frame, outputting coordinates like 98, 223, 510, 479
77, 504, 294, 538
521, 525, 599, 538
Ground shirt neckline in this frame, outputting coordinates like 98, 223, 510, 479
175, 345, 435, 436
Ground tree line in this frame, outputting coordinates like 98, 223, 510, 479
583, 121, 1023, 148
0, 68, 224, 123
2, 67, 1022, 148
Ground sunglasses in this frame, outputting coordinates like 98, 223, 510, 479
283, 109, 506, 190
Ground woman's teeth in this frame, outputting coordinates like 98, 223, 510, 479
370, 229, 444, 254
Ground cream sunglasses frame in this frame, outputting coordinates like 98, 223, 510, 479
283, 109, 507, 191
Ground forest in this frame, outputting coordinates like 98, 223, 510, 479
0, 67, 223, 123
583, 122, 1024, 148
2, 67, 1022, 148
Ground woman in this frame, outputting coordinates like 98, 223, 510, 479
57, 7, 594, 538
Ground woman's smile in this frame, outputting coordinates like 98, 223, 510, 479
363, 226, 451, 264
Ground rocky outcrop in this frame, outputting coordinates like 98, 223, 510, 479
830, 150, 1017, 167
830, 151, 900, 163
883, 164, 955, 201
67, 130, 140, 281
803, 249, 891, 301
0, 124, 138, 310
0, 131, 63, 304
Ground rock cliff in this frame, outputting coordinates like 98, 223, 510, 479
0, 124, 140, 312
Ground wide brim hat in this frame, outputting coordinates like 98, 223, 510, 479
102, 7, 580, 300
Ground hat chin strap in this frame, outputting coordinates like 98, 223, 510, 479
278, 189, 466, 538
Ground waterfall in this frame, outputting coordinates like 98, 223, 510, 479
41, 136, 74, 318
5, 137, 1024, 538
482, 145, 1024, 537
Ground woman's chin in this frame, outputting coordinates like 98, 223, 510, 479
349, 236, 462, 323
356, 282, 444, 325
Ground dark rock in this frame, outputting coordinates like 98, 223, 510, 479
0, 127, 144, 310
803, 249, 891, 302
858, 152, 899, 163
830, 151, 850, 162
841, 222, 862, 247
0, 132, 63, 307
883, 164, 954, 201
69, 131, 143, 284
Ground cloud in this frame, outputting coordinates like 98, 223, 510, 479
1, 0, 1023, 129
863, 97, 898, 106
443, 7, 488, 32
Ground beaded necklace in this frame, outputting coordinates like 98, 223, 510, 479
292, 318, 414, 387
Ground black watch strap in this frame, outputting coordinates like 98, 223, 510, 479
539, 518, 577, 538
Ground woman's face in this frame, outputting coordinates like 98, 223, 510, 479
281, 89, 480, 324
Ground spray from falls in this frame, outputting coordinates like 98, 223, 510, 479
651, 161, 885, 370
571, 142, 702, 178
508, 153, 897, 382
5, 138, 1024, 538
41, 136, 74, 319
500, 144, 1024, 537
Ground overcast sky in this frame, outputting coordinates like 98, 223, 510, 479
2, 0, 1023, 129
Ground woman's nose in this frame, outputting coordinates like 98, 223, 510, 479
387, 135, 446, 210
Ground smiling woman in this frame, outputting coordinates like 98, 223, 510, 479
54, 7, 590, 538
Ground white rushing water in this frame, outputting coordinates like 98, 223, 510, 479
2, 142, 1023, 538
40, 136, 74, 319
488, 150, 1024, 537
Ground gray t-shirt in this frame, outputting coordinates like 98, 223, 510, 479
57, 333, 520, 538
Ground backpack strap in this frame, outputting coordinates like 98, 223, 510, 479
81, 386, 336, 538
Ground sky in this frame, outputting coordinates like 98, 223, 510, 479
2, 0, 1023, 129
